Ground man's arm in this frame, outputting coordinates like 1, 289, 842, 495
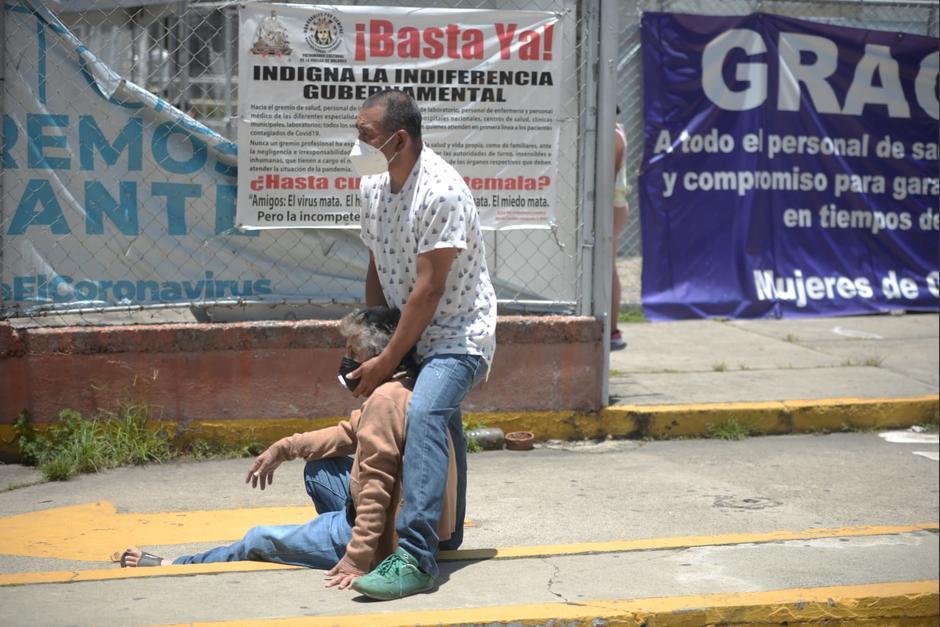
365, 251, 388, 308
350, 247, 457, 397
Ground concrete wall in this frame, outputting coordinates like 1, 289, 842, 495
0, 316, 602, 455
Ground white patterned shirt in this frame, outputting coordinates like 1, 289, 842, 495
360, 145, 496, 367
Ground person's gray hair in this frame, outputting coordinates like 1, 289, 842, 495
338, 306, 399, 358
339, 306, 419, 373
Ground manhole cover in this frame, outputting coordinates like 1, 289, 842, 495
714, 496, 782, 510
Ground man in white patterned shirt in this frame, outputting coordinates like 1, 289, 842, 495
344, 89, 496, 600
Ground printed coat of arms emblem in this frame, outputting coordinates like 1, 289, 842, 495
251, 10, 292, 56
304, 13, 343, 53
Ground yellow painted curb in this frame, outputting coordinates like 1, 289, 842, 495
2, 395, 936, 456
156, 580, 939, 626
465, 395, 938, 441
1, 522, 934, 587
787, 396, 940, 432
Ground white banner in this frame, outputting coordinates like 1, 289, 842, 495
237, 3, 563, 230
2, 1, 580, 312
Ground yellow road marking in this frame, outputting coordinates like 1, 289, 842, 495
0, 561, 300, 587
438, 522, 940, 561
157, 580, 939, 626
0, 522, 934, 587
0, 501, 474, 563
0, 501, 317, 562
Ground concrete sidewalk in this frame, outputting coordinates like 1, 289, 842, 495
609, 313, 938, 405
0, 313, 936, 625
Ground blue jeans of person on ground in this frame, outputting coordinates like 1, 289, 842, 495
395, 353, 487, 578
172, 457, 353, 567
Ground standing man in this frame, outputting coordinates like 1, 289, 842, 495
345, 89, 496, 600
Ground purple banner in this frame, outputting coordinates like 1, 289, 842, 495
639, 12, 939, 320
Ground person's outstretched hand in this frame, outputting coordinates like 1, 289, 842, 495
245, 444, 284, 490
349, 353, 395, 398
324, 559, 365, 590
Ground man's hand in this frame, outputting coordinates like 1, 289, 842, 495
245, 444, 284, 490
349, 353, 395, 398
324, 559, 365, 590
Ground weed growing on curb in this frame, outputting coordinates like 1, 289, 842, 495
14, 407, 268, 482
841, 356, 885, 367
784, 334, 800, 343
708, 419, 751, 440
15, 406, 171, 481
617, 307, 647, 324
462, 417, 485, 454
712, 362, 728, 372
186, 438, 264, 461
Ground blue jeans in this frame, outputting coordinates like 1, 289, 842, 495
172, 457, 354, 568
395, 353, 487, 578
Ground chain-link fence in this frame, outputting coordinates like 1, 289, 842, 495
2, 0, 937, 324
1, 0, 603, 326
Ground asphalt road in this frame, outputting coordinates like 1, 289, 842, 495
0, 430, 936, 625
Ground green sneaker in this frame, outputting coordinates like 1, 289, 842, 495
351, 547, 434, 600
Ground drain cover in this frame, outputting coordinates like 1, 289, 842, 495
714, 496, 782, 510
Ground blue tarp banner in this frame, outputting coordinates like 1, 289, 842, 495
639, 12, 939, 320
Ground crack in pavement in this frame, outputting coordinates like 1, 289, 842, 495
542, 558, 570, 605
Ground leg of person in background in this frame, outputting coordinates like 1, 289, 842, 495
611, 202, 629, 351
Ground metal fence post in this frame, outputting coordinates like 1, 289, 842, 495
592, 0, 619, 407
0, 2, 5, 290
579, 0, 600, 318
223, 5, 234, 140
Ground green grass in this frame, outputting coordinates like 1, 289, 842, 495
712, 362, 728, 372
14, 406, 266, 482
185, 437, 265, 461
13, 403, 491, 485
462, 417, 485, 453
784, 334, 800, 343
15, 406, 172, 481
841, 355, 885, 367
617, 307, 647, 324
708, 419, 752, 440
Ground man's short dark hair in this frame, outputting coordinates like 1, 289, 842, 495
362, 89, 422, 141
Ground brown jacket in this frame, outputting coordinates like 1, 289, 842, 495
276, 379, 457, 572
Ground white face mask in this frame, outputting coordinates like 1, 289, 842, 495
348, 133, 398, 177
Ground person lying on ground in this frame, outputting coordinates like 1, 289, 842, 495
116, 305, 458, 591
